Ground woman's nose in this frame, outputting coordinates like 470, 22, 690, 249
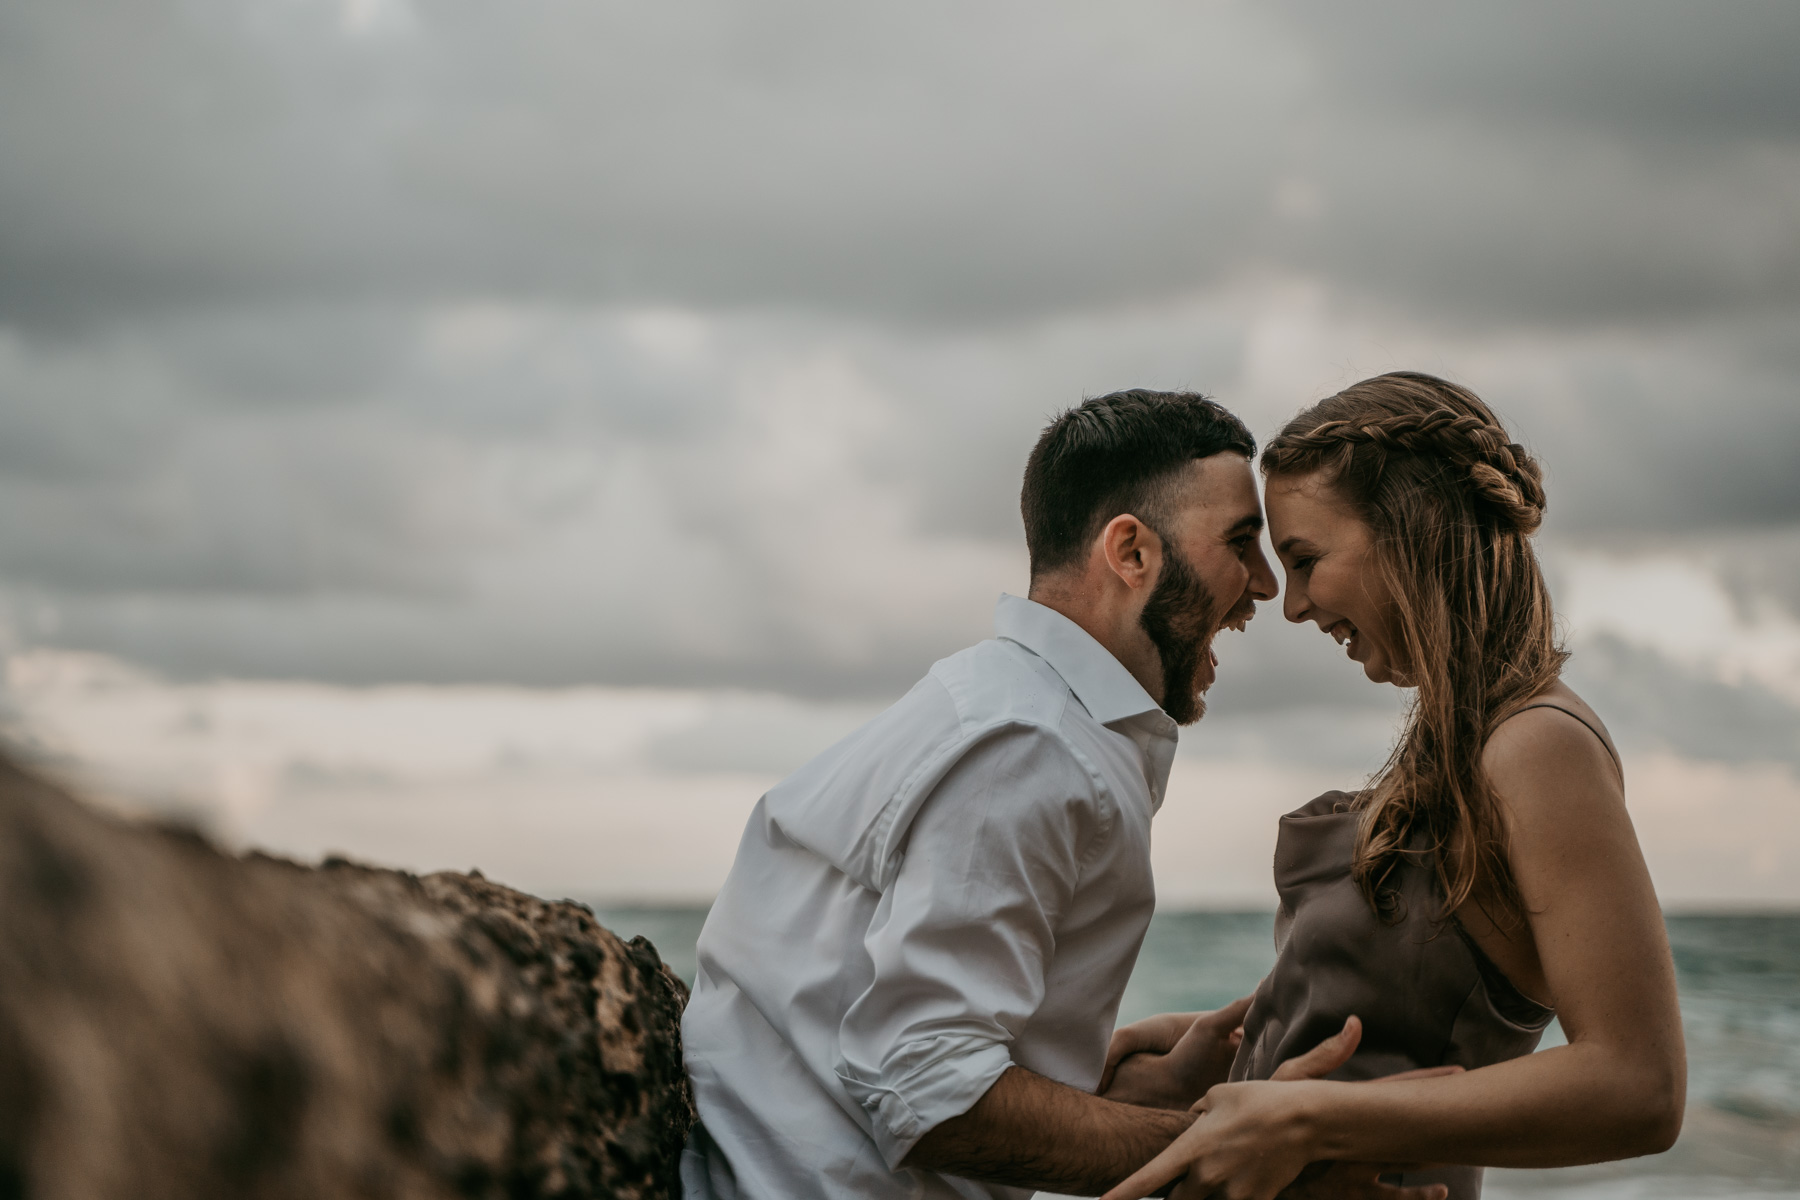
1282, 580, 1308, 624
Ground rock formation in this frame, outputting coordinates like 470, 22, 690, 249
0, 751, 694, 1200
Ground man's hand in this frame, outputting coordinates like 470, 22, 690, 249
1101, 1011, 1204, 1089
1100, 996, 1253, 1109
1103, 1017, 1465, 1200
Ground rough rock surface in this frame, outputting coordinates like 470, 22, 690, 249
0, 751, 694, 1200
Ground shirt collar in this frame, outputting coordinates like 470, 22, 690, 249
993, 593, 1171, 730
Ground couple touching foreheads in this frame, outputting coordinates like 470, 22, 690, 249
680, 373, 1686, 1200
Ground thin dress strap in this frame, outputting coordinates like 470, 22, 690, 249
1503, 702, 1622, 770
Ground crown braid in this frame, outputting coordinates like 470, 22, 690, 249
1260, 372, 1566, 928
1264, 406, 1546, 534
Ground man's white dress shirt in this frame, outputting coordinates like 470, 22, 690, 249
680, 594, 1178, 1200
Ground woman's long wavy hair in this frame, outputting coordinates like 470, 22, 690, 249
1261, 372, 1566, 926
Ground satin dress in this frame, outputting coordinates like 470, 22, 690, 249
1228, 789, 1556, 1199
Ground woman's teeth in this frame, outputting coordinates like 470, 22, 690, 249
1332, 623, 1358, 647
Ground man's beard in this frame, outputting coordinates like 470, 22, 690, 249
1139, 545, 1252, 726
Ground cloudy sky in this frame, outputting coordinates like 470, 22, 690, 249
3, 0, 1798, 905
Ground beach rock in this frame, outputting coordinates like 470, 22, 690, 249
0, 751, 694, 1200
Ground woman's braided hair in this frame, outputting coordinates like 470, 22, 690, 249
1263, 371, 1566, 925
1268, 404, 1548, 535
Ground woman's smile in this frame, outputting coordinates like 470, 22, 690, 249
1264, 473, 1405, 685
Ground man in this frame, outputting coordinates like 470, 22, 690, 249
679, 391, 1412, 1198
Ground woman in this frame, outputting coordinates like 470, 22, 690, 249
1103, 372, 1685, 1200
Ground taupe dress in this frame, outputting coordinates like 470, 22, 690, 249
1227, 704, 1615, 1197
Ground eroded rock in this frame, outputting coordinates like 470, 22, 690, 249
0, 753, 694, 1200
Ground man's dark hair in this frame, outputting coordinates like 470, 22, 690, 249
1021, 389, 1255, 579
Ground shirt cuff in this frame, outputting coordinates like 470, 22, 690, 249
836, 1035, 1016, 1169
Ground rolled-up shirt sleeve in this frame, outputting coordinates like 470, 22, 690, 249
833, 722, 1113, 1168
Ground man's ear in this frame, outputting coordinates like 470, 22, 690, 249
1099, 513, 1161, 591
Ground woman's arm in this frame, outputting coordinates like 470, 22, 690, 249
1103, 707, 1687, 1200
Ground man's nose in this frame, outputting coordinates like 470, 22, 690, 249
1247, 540, 1278, 603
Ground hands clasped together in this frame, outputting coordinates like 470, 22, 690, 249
1097, 1004, 1456, 1200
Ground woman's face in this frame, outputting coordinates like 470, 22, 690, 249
1263, 471, 1409, 686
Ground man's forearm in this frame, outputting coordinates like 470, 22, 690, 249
902, 1066, 1196, 1195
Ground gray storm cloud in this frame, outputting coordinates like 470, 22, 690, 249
3, 0, 1796, 324
0, 0, 1797, 765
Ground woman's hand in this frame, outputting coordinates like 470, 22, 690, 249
1102, 1015, 1358, 1198
1102, 1017, 1461, 1200
1100, 995, 1253, 1108
1102, 1078, 1321, 1200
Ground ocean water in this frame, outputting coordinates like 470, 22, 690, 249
596, 907, 1800, 1198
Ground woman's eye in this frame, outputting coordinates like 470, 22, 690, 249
1291, 556, 1316, 572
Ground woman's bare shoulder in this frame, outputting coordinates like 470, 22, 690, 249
1483, 680, 1624, 802
1532, 680, 1614, 737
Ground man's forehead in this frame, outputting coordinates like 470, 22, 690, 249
1168, 452, 1261, 518
1150, 459, 1262, 544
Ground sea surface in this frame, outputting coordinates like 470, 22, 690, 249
595, 907, 1800, 1199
